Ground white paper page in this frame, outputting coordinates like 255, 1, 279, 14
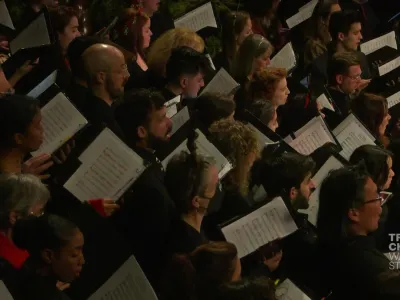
0, 0, 14, 29
248, 123, 274, 150
165, 95, 181, 118
298, 0, 318, 11
387, 90, 400, 108
221, 197, 297, 258
378, 56, 400, 76
290, 117, 335, 155
27, 70, 58, 98
295, 116, 320, 137
285, 4, 315, 29
333, 113, 376, 140
174, 2, 217, 32
195, 129, 232, 179
283, 135, 293, 144
360, 31, 397, 55
200, 68, 239, 96
31, 93, 87, 156
206, 54, 216, 70
170, 106, 190, 136
317, 93, 335, 112
269, 43, 297, 71
276, 279, 311, 300
10, 12, 51, 54
162, 140, 189, 170
65, 128, 145, 201
335, 121, 376, 161
0, 281, 13, 300
299, 156, 343, 226
87, 256, 158, 300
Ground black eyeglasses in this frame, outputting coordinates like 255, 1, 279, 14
363, 196, 383, 205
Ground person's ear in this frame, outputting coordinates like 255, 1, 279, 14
14, 133, 24, 146
8, 212, 18, 226
348, 208, 360, 223
137, 126, 147, 139
289, 187, 298, 201
41, 249, 54, 265
336, 74, 344, 85
192, 196, 200, 209
338, 32, 345, 41
180, 76, 188, 89
95, 71, 106, 84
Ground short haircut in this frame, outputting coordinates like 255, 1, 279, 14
0, 173, 50, 229
115, 89, 166, 144
327, 51, 361, 85
165, 151, 215, 215
195, 93, 236, 128
329, 10, 362, 42
261, 152, 316, 199
165, 46, 209, 84
249, 68, 287, 100
49, 5, 79, 34
0, 94, 40, 150
218, 276, 276, 300
351, 93, 388, 136
249, 100, 276, 126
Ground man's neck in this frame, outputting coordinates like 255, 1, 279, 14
165, 83, 182, 97
91, 87, 113, 106
349, 224, 368, 236
135, 140, 154, 153
335, 42, 348, 53
182, 213, 203, 233
0, 149, 24, 174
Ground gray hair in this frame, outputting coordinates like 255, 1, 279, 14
0, 173, 50, 229
250, 100, 276, 125
232, 34, 273, 80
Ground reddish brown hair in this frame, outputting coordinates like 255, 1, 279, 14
249, 67, 287, 101
49, 6, 79, 34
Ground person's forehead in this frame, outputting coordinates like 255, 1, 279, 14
364, 177, 378, 195
348, 65, 361, 74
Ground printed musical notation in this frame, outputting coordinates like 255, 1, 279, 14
276, 279, 311, 300
174, 2, 217, 33
378, 56, 400, 76
170, 106, 190, 136
200, 68, 239, 96
387, 90, 400, 108
269, 43, 297, 71
360, 31, 397, 55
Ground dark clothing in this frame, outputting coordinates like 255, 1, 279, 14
213, 52, 231, 74
125, 59, 150, 90
323, 87, 351, 129
159, 87, 179, 103
310, 44, 372, 98
150, 10, 175, 44
65, 81, 90, 112
112, 147, 176, 285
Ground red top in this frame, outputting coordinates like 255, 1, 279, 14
88, 199, 107, 217
0, 233, 29, 269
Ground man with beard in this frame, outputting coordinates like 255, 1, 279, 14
112, 88, 173, 289
81, 44, 130, 139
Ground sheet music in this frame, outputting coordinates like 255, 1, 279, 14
248, 123, 274, 150
333, 113, 375, 140
162, 140, 188, 169
206, 54, 216, 70
378, 56, 400, 76
0, 0, 14, 29
64, 128, 145, 201
200, 68, 239, 96
290, 117, 336, 155
360, 31, 397, 55
317, 93, 335, 112
276, 279, 311, 300
174, 2, 217, 32
335, 120, 376, 160
31, 93, 87, 156
165, 95, 181, 118
221, 197, 297, 258
299, 156, 343, 226
387, 90, 400, 108
10, 12, 51, 54
285, 4, 315, 29
0, 281, 13, 300
269, 43, 297, 71
298, 0, 318, 11
27, 70, 58, 98
170, 106, 190, 136
283, 135, 293, 144
87, 256, 158, 300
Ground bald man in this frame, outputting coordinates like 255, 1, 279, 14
78, 44, 129, 139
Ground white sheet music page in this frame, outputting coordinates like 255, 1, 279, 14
206, 54, 216, 70
170, 106, 190, 136
165, 95, 181, 118
360, 31, 397, 55
298, 0, 318, 11
27, 70, 58, 98
378, 56, 400, 76
174, 2, 217, 32
269, 43, 297, 71
200, 68, 239, 96
290, 117, 335, 155
221, 197, 297, 258
276, 279, 311, 300
31, 93, 87, 156
162, 140, 189, 169
387, 90, 400, 108
0, 0, 14, 29
10, 12, 51, 54
299, 156, 343, 226
87, 256, 158, 300
0, 281, 13, 300
247, 123, 274, 150
195, 129, 232, 179
64, 128, 145, 201
285, 4, 315, 29
316, 93, 335, 112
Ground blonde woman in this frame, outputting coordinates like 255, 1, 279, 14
147, 28, 205, 78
